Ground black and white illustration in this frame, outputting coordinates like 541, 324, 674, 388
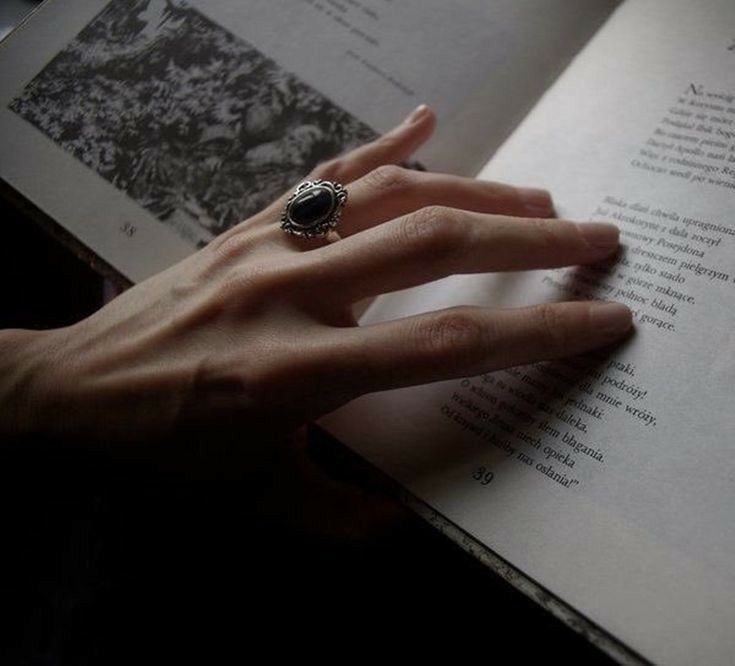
9, 0, 376, 246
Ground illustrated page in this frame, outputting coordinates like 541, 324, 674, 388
0, 0, 616, 280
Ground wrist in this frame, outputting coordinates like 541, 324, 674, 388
0, 328, 59, 441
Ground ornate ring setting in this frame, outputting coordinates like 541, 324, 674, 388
280, 179, 348, 239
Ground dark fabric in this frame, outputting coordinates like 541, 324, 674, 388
0, 439, 618, 665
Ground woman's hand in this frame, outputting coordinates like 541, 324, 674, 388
0, 105, 631, 469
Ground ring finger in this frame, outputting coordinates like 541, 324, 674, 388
250, 165, 554, 254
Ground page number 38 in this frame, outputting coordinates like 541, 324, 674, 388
120, 222, 137, 237
473, 467, 495, 486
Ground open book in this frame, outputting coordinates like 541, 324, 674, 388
2, 1, 734, 663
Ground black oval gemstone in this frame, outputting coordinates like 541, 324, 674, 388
289, 186, 335, 228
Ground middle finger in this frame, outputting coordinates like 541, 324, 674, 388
306, 208, 619, 304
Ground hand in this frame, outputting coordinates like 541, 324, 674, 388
0, 104, 631, 476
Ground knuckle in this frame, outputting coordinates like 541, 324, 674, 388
216, 263, 283, 307
532, 303, 569, 354
416, 308, 488, 367
363, 164, 415, 194
310, 157, 343, 181
527, 217, 561, 252
209, 232, 257, 266
397, 206, 461, 262
275, 254, 328, 297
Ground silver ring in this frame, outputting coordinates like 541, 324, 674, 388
280, 179, 347, 239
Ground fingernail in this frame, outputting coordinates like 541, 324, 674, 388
590, 302, 633, 337
403, 103, 431, 125
519, 187, 553, 217
577, 222, 620, 249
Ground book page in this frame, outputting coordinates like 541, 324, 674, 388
0, 0, 615, 282
320, 1, 735, 663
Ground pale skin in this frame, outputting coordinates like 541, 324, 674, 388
0, 106, 631, 529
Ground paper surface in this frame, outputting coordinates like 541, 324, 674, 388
0, 0, 615, 281
321, 1, 735, 663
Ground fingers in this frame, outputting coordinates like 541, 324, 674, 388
337, 302, 633, 395
309, 208, 620, 304
337, 165, 553, 236
308, 104, 436, 184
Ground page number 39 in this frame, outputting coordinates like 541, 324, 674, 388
473, 467, 495, 486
